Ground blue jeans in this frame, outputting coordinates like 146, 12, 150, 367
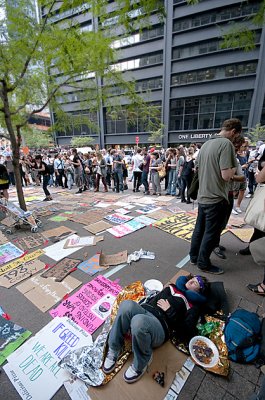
114, 171, 123, 192
189, 199, 229, 269
141, 170, 149, 192
43, 175, 50, 197
108, 300, 165, 371
167, 169, 177, 195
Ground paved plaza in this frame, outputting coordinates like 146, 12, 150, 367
0, 183, 263, 400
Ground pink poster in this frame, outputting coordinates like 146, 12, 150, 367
50, 275, 122, 334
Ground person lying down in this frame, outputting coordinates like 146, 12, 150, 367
103, 274, 210, 383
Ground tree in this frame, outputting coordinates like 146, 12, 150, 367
71, 136, 95, 148
248, 123, 265, 144
0, 0, 163, 210
22, 126, 53, 148
148, 126, 164, 146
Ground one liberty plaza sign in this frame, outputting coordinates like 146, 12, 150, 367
175, 133, 217, 142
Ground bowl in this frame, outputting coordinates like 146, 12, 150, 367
189, 336, 219, 368
144, 279, 163, 294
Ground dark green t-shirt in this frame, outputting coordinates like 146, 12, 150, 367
197, 137, 237, 204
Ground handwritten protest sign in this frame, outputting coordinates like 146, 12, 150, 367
17, 273, 81, 312
0, 249, 44, 277
43, 226, 76, 240
0, 243, 24, 265
136, 205, 162, 214
133, 215, 156, 226
43, 235, 84, 261
154, 213, 197, 242
0, 316, 31, 365
77, 254, 106, 276
107, 219, 145, 238
0, 259, 45, 288
50, 275, 122, 334
15, 234, 47, 250
104, 213, 133, 224
41, 258, 81, 282
4, 317, 92, 400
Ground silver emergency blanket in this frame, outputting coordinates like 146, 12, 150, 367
59, 316, 111, 386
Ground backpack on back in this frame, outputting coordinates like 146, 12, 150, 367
224, 309, 261, 363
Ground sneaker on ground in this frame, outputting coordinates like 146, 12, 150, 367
213, 247, 226, 259
245, 193, 253, 198
198, 265, 224, 275
124, 355, 153, 384
231, 209, 238, 215
239, 247, 251, 255
102, 348, 120, 374
235, 207, 242, 213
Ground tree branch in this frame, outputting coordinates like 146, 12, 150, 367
8, 0, 57, 92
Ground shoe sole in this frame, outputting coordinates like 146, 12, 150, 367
124, 355, 153, 384
198, 268, 224, 275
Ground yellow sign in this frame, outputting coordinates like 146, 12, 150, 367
155, 213, 197, 242
0, 249, 44, 276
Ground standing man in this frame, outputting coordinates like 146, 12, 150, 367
113, 150, 124, 193
54, 154, 65, 188
141, 147, 150, 195
189, 119, 241, 275
71, 148, 83, 194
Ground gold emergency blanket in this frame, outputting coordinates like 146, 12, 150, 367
171, 315, 229, 376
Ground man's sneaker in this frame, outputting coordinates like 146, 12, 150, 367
190, 260, 197, 265
198, 265, 224, 275
239, 247, 251, 255
245, 193, 253, 198
102, 348, 120, 374
213, 247, 226, 259
232, 209, 238, 215
235, 207, 242, 213
75, 188, 83, 194
123, 355, 153, 384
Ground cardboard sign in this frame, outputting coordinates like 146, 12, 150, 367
155, 213, 197, 242
43, 226, 76, 240
4, 317, 92, 400
0, 259, 45, 288
77, 254, 107, 276
0, 316, 31, 365
43, 235, 84, 261
0, 249, 44, 276
0, 231, 8, 245
104, 213, 133, 224
16, 273, 81, 312
50, 275, 121, 334
0, 242, 25, 264
230, 228, 254, 243
100, 250, 127, 266
133, 215, 156, 226
107, 220, 145, 238
136, 205, 162, 214
63, 236, 95, 249
0, 216, 16, 227
41, 258, 81, 282
148, 210, 173, 220
15, 234, 47, 250
83, 221, 112, 234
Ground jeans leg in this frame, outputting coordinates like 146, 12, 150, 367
131, 312, 165, 371
197, 200, 229, 268
171, 170, 177, 195
154, 173, 161, 194
190, 204, 206, 263
181, 177, 187, 201
141, 171, 148, 192
118, 171, 124, 191
167, 170, 172, 194
43, 175, 50, 197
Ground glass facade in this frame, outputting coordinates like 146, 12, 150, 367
112, 25, 164, 49
170, 91, 253, 131
105, 103, 162, 135
171, 62, 257, 86
111, 51, 163, 71
173, 2, 261, 32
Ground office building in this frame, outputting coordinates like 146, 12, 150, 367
47, 0, 265, 147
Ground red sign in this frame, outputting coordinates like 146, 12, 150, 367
135, 136, 139, 144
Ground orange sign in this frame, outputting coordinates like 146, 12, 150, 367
22, 146, 30, 155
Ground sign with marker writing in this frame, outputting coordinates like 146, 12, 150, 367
4, 317, 92, 400
50, 275, 121, 334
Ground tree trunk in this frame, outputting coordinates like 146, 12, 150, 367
12, 148, 27, 211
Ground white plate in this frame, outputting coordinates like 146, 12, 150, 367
189, 336, 219, 368
144, 279, 163, 293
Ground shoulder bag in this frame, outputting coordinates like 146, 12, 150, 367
244, 184, 265, 232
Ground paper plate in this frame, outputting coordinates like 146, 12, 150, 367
189, 336, 219, 368
144, 279, 163, 293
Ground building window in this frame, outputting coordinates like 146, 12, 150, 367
171, 62, 257, 86
111, 51, 163, 72
169, 91, 253, 131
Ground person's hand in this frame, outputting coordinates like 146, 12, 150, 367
157, 299, 170, 311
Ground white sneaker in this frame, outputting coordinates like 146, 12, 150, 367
235, 207, 242, 213
123, 355, 153, 384
102, 348, 120, 374
245, 193, 253, 198
232, 209, 238, 215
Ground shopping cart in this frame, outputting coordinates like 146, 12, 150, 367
0, 197, 42, 234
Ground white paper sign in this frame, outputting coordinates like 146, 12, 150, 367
4, 317, 92, 400
64, 379, 91, 400
44, 234, 83, 261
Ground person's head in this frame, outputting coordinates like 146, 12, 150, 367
168, 148, 176, 157
136, 148, 142, 154
220, 118, 242, 141
188, 147, 194, 156
185, 274, 209, 295
96, 151, 103, 161
177, 147, 185, 157
151, 151, 159, 160
35, 155, 42, 163
232, 134, 245, 152
110, 149, 116, 156
72, 148, 77, 155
